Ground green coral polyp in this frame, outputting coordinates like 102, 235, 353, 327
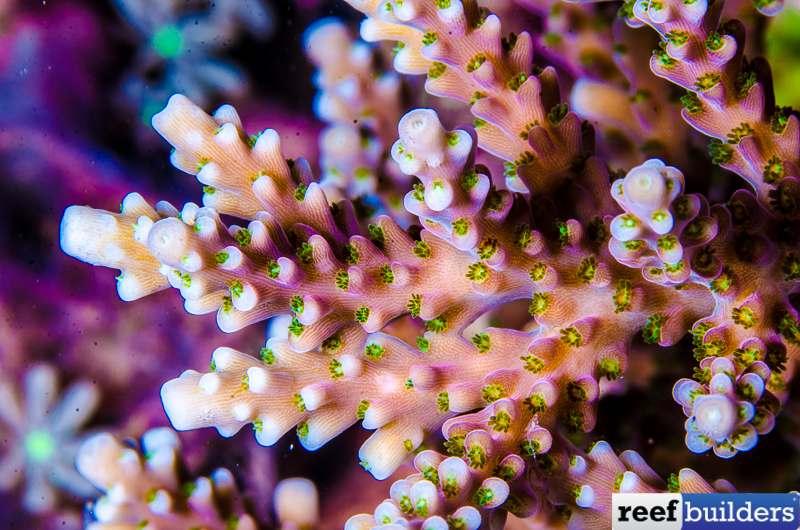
379, 264, 394, 284
643, 314, 666, 344
523, 394, 547, 413
529, 292, 549, 316
466, 262, 489, 282
413, 240, 431, 258
467, 445, 487, 469
344, 243, 360, 264
515, 224, 532, 249
289, 295, 304, 314
425, 316, 448, 334
354, 307, 370, 323
412, 183, 424, 201
563, 411, 585, 433
653, 42, 677, 67
529, 262, 547, 282
733, 347, 759, 368
472, 333, 491, 353
727, 123, 754, 145
705, 32, 724, 51
620, 214, 639, 228
693, 339, 726, 361
762, 156, 784, 185
577, 256, 597, 283
235, 228, 252, 247
613, 280, 633, 313
553, 219, 570, 247
428, 61, 447, 79
368, 223, 385, 246
266, 260, 280, 279
296, 422, 309, 439
559, 326, 582, 347
488, 410, 512, 432
482, 384, 505, 403
709, 139, 734, 165
468, 91, 486, 107
665, 261, 685, 273
781, 253, 800, 281
221, 296, 233, 314
365, 343, 386, 360
472, 487, 494, 506
477, 238, 499, 260
771, 106, 790, 134
600, 358, 621, 381
732, 306, 758, 329
452, 218, 469, 236
507, 73, 528, 92
657, 235, 678, 251
356, 400, 371, 420
547, 103, 569, 126
260, 348, 275, 365
736, 71, 757, 98
566, 381, 588, 402
521, 354, 546, 373
437, 391, 449, 412
288, 318, 305, 337
406, 294, 422, 318
335, 270, 349, 290
329, 359, 344, 379
293, 393, 306, 412
296, 243, 314, 264
695, 73, 721, 91
709, 267, 733, 293
667, 474, 681, 493
460, 170, 478, 191
666, 30, 689, 46
466, 53, 487, 73
229, 280, 243, 298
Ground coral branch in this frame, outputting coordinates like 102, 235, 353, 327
77, 428, 258, 529
632, 0, 800, 214
344, 0, 594, 198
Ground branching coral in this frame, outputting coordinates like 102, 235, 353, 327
77, 427, 259, 529
58, 0, 799, 528
630, 0, 800, 214
303, 18, 411, 221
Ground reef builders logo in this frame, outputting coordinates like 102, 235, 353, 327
613, 493, 800, 529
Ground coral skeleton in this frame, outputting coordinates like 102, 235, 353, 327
57, 0, 799, 528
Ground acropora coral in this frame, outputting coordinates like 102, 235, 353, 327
45, 0, 800, 527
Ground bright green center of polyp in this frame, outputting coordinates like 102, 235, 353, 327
25, 431, 55, 462
153, 25, 184, 58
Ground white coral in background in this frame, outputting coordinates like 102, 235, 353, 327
0, 364, 100, 512
113, 0, 275, 123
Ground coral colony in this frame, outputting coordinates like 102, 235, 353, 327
46, 0, 799, 527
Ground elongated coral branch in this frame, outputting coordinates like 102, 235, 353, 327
632, 0, 800, 214
303, 18, 410, 215
345, 0, 594, 198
